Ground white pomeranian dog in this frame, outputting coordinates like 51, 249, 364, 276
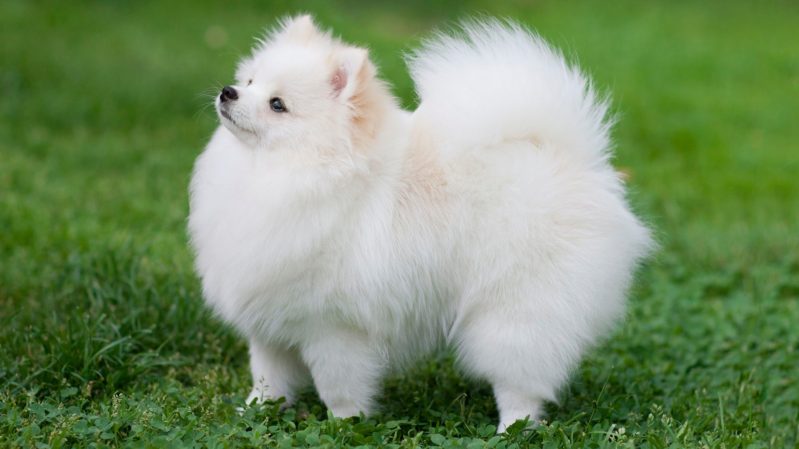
188, 15, 652, 431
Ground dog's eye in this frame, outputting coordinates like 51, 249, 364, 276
270, 97, 287, 113
247, 79, 252, 86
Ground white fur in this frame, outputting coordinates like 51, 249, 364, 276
188, 16, 652, 432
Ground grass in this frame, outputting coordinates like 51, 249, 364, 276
1, 0, 798, 447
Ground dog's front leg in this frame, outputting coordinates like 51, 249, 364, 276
301, 327, 385, 418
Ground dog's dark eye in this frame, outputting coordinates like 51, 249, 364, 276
270, 97, 287, 113
247, 79, 252, 86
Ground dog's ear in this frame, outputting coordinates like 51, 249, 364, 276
279, 14, 321, 43
331, 46, 372, 102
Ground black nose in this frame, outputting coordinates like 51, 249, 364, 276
220, 86, 238, 102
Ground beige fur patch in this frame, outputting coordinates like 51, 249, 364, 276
399, 125, 448, 207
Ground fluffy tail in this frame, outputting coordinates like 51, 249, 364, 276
408, 19, 611, 162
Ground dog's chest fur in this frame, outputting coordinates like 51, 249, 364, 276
189, 128, 453, 363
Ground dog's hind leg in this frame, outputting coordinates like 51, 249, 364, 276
453, 281, 589, 432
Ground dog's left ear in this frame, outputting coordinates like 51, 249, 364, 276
331, 46, 372, 102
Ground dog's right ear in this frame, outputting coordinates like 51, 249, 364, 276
331, 46, 371, 102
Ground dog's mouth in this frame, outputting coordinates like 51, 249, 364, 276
217, 106, 256, 136
219, 108, 233, 122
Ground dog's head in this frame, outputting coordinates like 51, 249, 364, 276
216, 15, 391, 157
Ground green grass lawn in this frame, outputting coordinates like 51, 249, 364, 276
2, 0, 798, 447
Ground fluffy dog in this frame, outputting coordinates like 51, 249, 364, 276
188, 15, 652, 431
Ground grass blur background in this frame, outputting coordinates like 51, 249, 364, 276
1, 0, 798, 447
